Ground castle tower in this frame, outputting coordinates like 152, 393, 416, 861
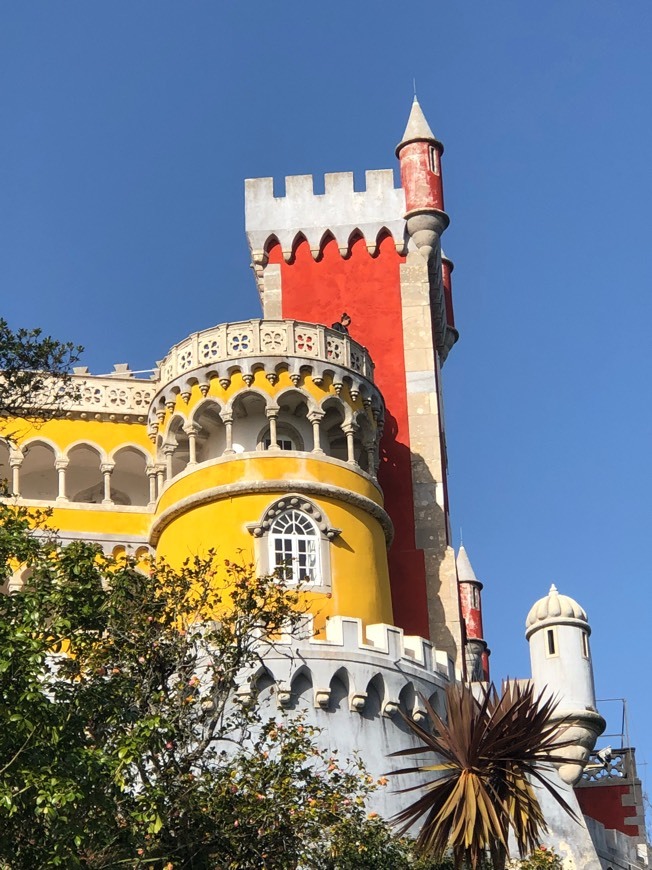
456, 546, 489, 682
526, 585, 605, 785
245, 99, 463, 668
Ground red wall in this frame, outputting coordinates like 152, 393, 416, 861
268, 234, 430, 636
575, 785, 640, 837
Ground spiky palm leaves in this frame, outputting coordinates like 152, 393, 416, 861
390, 681, 578, 870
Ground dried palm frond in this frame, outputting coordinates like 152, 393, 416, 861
389, 681, 579, 869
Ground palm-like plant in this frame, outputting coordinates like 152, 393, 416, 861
389, 681, 579, 870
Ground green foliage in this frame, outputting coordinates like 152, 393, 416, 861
389, 682, 578, 870
508, 847, 564, 869
0, 317, 81, 427
0, 500, 435, 868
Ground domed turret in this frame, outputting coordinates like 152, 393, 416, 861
526, 584, 605, 785
526, 583, 588, 630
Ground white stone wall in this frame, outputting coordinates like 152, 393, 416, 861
245, 171, 407, 264
250, 615, 454, 819
529, 622, 597, 714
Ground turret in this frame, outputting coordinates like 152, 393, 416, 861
456, 546, 489, 682
396, 97, 449, 259
526, 585, 605, 785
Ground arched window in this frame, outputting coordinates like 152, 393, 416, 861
259, 423, 304, 452
247, 496, 340, 590
269, 509, 319, 584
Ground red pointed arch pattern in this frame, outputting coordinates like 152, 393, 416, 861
268, 234, 429, 637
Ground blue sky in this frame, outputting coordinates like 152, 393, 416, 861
2, 1, 651, 802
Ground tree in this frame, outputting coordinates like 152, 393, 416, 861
389, 682, 578, 870
0, 496, 448, 869
0, 318, 81, 428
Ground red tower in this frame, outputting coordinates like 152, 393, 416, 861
245, 100, 463, 667
456, 546, 490, 681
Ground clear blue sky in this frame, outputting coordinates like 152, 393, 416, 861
2, 1, 651, 802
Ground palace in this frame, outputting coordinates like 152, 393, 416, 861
0, 99, 647, 869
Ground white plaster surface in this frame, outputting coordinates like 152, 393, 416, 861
245, 170, 407, 259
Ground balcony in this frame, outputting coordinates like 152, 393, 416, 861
157, 319, 375, 386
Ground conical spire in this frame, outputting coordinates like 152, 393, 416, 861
396, 97, 440, 154
456, 545, 479, 584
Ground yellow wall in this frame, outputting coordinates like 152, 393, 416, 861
8, 418, 154, 457
154, 454, 392, 632
2, 371, 392, 633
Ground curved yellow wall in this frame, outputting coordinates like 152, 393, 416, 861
1, 369, 392, 634
153, 454, 393, 632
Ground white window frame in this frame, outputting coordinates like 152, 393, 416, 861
246, 495, 340, 591
269, 509, 320, 584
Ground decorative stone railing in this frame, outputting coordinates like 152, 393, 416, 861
0, 366, 156, 422
2, 321, 375, 422
581, 749, 631, 783
157, 320, 375, 386
68, 376, 156, 421
9, 371, 157, 421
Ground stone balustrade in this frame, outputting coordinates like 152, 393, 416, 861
3, 321, 375, 422
68, 377, 156, 421
157, 320, 375, 385
0, 372, 156, 422
581, 748, 632, 783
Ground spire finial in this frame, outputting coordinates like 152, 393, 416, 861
413, 77, 417, 99
397, 97, 438, 151
459, 526, 463, 546
549, 583, 558, 594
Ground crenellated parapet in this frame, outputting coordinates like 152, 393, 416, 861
245, 170, 407, 269
242, 615, 456, 720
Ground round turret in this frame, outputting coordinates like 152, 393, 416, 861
396, 98, 449, 258
456, 546, 489, 682
526, 584, 605, 785
526, 584, 588, 634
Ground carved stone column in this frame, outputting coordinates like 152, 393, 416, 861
162, 445, 175, 482
341, 423, 358, 465
100, 462, 115, 505
9, 453, 23, 498
55, 458, 69, 503
184, 423, 199, 467
365, 443, 377, 478
220, 411, 234, 455
155, 463, 165, 496
307, 410, 325, 453
146, 464, 157, 507
265, 408, 279, 450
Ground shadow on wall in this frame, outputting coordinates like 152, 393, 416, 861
378, 412, 456, 659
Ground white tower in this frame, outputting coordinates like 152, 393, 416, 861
526, 585, 605, 785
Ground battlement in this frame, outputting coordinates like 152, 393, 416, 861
245, 170, 407, 262
248, 615, 456, 719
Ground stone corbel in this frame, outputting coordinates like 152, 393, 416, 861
314, 688, 331, 709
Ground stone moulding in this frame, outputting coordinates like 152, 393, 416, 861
149, 478, 394, 548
